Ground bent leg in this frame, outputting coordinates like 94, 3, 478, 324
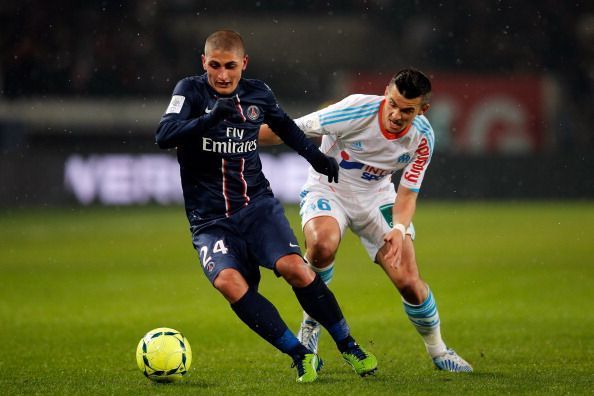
376, 236, 427, 303
215, 268, 308, 358
276, 255, 350, 345
377, 237, 473, 371
376, 238, 447, 357
277, 254, 378, 375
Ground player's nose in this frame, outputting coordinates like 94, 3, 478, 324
390, 108, 401, 119
218, 69, 229, 80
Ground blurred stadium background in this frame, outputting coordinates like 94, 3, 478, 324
1, 2, 594, 394
1, 1, 593, 206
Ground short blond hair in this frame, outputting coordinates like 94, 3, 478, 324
204, 30, 245, 56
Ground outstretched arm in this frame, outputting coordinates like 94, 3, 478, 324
383, 185, 418, 269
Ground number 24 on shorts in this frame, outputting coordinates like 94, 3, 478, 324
199, 240, 228, 269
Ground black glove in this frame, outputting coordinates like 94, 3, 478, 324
304, 148, 339, 183
209, 97, 238, 122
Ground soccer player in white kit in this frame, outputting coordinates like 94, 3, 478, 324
259, 68, 472, 372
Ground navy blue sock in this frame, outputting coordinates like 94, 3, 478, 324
231, 289, 308, 358
293, 274, 352, 349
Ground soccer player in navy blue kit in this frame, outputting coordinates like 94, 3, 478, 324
155, 30, 377, 382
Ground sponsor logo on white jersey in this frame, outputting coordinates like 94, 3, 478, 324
350, 141, 364, 152
403, 137, 430, 184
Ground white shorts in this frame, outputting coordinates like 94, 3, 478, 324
299, 183, 415, 262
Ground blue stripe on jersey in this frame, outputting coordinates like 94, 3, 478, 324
320, 107, 380, 126
320, 101, 380, 118
413, 115, 431, 132
320, 102, 380, 125
413, 116, 435, 154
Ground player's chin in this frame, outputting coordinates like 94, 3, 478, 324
387, 127, 404, 135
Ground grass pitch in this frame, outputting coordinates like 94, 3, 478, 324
0, 201, 593, 395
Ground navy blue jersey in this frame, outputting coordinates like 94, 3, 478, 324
156, 74, 315, 223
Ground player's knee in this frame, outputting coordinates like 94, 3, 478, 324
213, 269, 248, 303
307, 239, 337, 267
276, 254, 315, 287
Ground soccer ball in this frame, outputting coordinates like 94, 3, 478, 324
136, 327, 192, 382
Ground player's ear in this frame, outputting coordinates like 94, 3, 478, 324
201, 54, 207, 71
419, 103, 430, 115
242, 55, 249, 71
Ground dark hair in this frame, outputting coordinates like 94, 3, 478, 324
391, 68, 432, 104
204, 30, 246, 56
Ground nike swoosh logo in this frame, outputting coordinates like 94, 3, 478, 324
205, 107, 212, 113
289, 242, 299, 247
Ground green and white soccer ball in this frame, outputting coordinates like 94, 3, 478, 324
136, 327, 192, 382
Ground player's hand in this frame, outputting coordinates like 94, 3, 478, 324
309, 151, 339, 183
211, 97, 236, 120
383, 229, 404, 269
209, 96, 245, 124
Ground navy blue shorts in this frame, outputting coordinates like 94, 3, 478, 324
190, 195, 302, 289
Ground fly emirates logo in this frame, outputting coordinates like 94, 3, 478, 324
404, 137, 430, 184
202, 127, 257, 154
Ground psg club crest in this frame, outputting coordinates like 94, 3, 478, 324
246, 105, 260, 121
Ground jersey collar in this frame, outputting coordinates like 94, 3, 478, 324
378, 99, 412, 140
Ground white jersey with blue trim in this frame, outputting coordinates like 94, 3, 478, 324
294, 94, 435, 194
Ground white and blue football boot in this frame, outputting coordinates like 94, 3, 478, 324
297, 314, 321, 354
432, 348, 473, 372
